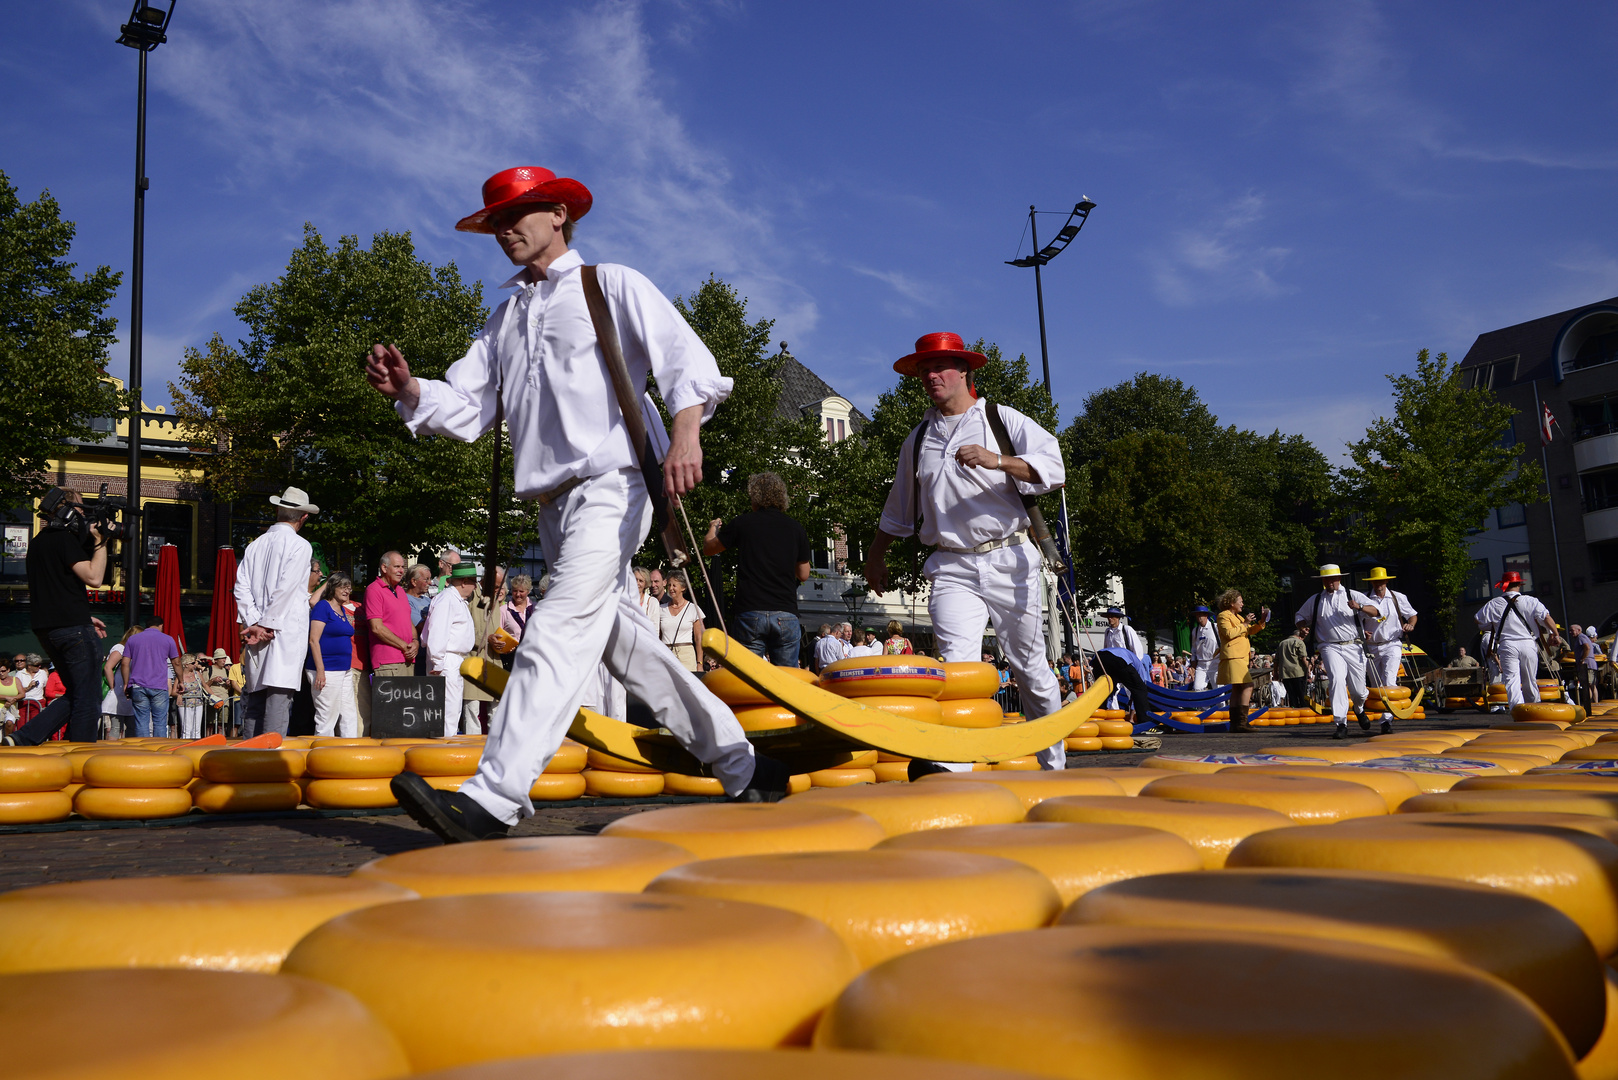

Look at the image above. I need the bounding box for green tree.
[1341,349,1543,645]
[0,171,120,507]
[169,225,511,572]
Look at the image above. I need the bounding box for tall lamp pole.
[116,2,176,629]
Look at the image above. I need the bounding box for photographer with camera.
[9,487,112,745]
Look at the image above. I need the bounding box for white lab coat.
[234,523,313,693]
[427,587,476,737]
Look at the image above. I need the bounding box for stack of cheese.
[582,747,666,798]
[813,656,953,786]
[1487,682,1510,708]
[1537,678,1564,702]
[0,751,72,825]
[193,747,305,813]
[74,748,194,820]
[303,746,405,809]
[1074,708,1130,753]
[404,742,484,795]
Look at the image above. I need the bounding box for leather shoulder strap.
[581,265,667,527]
[908,418,930,537]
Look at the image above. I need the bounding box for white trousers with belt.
[1319,641,1368,722]
[1367,641,1403,689]
[926,540,1064,770]
[437,654,466,739]
[1496,638,1540,707]
[460,468,755,824]
[1191,660,1217,691]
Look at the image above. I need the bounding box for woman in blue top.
[307,573,360,737]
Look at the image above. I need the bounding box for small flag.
[1541,403,1558,445]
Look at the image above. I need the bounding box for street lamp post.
[116,2,175,629]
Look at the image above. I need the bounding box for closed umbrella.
[207,545,239,662]
[153,544,186,653]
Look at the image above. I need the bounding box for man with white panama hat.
[234,486,318,737]
[1362,567,1417,695]
[1475,570,1559,708]
[1188,605,1219,691]
[1294,563,1381,737]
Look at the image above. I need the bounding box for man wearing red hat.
[862,333,1068,774]
[1474,570,1558,709]
[365,166,780,842]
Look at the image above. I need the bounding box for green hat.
[448,565,479,580]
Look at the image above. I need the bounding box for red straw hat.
[893,332,989,376]
[1496,571,1523,590]
[455,166,593,234]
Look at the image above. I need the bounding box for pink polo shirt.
[364,578,413,669]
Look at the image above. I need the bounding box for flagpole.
[1532,380,1571,628]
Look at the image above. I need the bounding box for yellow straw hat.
[1312,564,1346,578]
[1363,567,1395,582]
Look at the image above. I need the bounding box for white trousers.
[178,705,203,740]
[1368,641,1402,689]
[437,657,467,739]
[461,701,482,736]
[461,468,754,823]
[1497,638,1540,707]
[927,541,1064,770]
[1319,642,1368,722]
[308,668,359,738]
[1191,661,1216,691]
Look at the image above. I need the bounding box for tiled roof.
[776,353,868,431]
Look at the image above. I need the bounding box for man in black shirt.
[12,488,110,744]
[703,472,812,666]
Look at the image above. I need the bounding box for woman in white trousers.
[307,574,361,738]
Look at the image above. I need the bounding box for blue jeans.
[733,610,802,667]
[16,623,104,744]
[128,685,171,739]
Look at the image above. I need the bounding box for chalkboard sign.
[370,676,446,739]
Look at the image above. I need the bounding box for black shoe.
[907,758,956,782]
[1380,720,1394,735]
[391,771,510,844]
[730,754,791,803]
[1355,710,1371,732]
[1333,723,1348,740]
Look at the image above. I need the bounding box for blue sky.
[6,1,1617,460]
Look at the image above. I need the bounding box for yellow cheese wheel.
[282,891,859,1071]
[1387,811,1618,847]
[394,1048,1048,1080]
[663,772,726,797]
[647,850,1060,968]
[916,769,1126,809]
[819,656,946,699]
[0,874,416,974]
[936,699,1004,728]
[351,836,695,897]
[1064,867,1605,1057]
[872,761,911,783]
[601,802,886,858]
[936,662,1000,701]
[732,705,806,732]
[1255,745,1388,764]
[1065,766,1178,795]
[813,924,1578,1079]
[585,748,662,774]
[378,738,438,747]
[1141,773,1388,824]
[1372,730,1473,748]
[809,767,877,787]
[702,668,772,706]
[407,744,485,776]
[425,774,472,792]
[74,786,192,820]
[878,821,1202,905]
[1096,719,1134,737]
[82,751,193,788]
[0,790,72,824]
[304,777,399,809]
[1350,760,1466,793]
[1099,736,1134,750]
[310,737,380,747]
[582,770,665,797]
[843,696,941,725]
[1368,739,1466,756]
[786,782,1026,836]
[1141,752,1330,774]
[1564,747,1618,762]
[1517,702,1581,723]
[0,968,409,1080]
[1219,765,1421,811]
[1477,732,1583,752]
[0,755,70,793]
[1399,789,1618,819]
[190,780,302,814]
[1454,774,1618,794]
[989,755,1040,770]
[1069,720,1101,738]
[1065,737,1103,752]
[1578,967,1618,1080]
[1371,754,1508,776]
[305,746,406,779]
[1228,817,1618,955]
[530,772,587,801]
[1028,794,1294,868]
[1437,749,1553,773]
[199,749,306,783]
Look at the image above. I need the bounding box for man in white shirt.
[1475,571,1559,708]
[1188,605,1219,691]
[813,624,843,672]
[233,488,318,738]
[367,165,776,842]
[1294,563,1382,737]
[1362,567,1417,693]
[1103,608,1147,660]
[426,564,479,737]
[864,332,1067,774]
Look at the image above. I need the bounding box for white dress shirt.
[1189,622,1218,664]
[814,634,846,671]
[1366,589,1417,644]
[1476,591,1552,642]
[398,248,729,497]
[234,522,313,692]
[1294,588,1373,646]
[1104,623,1147,660]
[426,587,476,670]
[878,398,1064,551]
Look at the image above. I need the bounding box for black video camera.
[39,483,129,542]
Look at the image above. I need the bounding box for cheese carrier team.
[1475,570,1558,708]
[1295,563,1384,738]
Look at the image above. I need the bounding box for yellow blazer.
[1217,609,1265,661]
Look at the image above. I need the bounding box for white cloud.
[1149,192,1292,307]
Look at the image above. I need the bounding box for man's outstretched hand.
[366,344,420,408]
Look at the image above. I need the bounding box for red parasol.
[207,545,239,662]
[153,544,186,653]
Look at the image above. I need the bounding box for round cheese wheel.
[0,968,409,1080]
[0,874,416,974]
[1453,774,1618,793]
[394,1048,1045,1080]
[1563,747,1618,762]
[1063,766,1178,795]
[1063,867,1605,1057]
[406,744,485,776]
[1351,760,1467,793]
[916,769,1126,809]
[702,668,772,706]
[199,749,306,783]
[82,752,193,789]
[1254,745,1388,764]
[814,924,1578,1080]
[74,786,192,820]
[1219,765,1421,811]
[351,836,695,897]
[378,738,438,747]
[647,850,1060,968]
[787,782,1026,835]
[305,746,406,779]
[1477,732,1583,752]
[546,740,587,773]
[1028,794,1294,868]
[1099,736,1133,750]
[819,657,946,699]
[846,697,944,725]
[991,756,1041,770]
[1399,788,1618,819]
[663,772,726,797]
[1516,702,1580,723]
[304,777,399,809]
[0,790,71,824]
[732,705,805,732]
[1065,737,1103,752]
[584,749,662,774]
[873,761,911,783]
[936,662,1000,701]
[1097,720,1134,737]
[809,767,878,787]
[282,891,859,1070]
[1228,817,1618,955]
[788,773,812,794]
[1387,810,1618,847]
[1142,753,1329,774]
[425,774,472,792]
[1375,730,1474,747]
[601,802,886,858]
[530,772,587,801]
[879,821,1202,905]
[1437,749,1554,773]
[1371,754,1507,776]
[190,780,302,814]
[1141,773,1388,823]
[309,737,379,747]
[0,755,70,793]
[1577,967,1618,1080]
[936,699,1003,728]
[1532,763,1618,775]
[1069,720,1101,737]
[581,770,664,798]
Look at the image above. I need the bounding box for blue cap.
[1104,607,1125,618]
[1191,605,1211,614]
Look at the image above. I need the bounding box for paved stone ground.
[0,709,1510,893]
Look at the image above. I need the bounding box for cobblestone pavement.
[0,709,1509,893]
